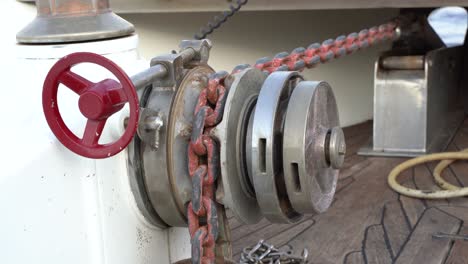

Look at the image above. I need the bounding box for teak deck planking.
[229,119,468,263]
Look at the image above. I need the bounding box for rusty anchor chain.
[251,21,398,73]
[188,71,230,264]
[187,20,399,264]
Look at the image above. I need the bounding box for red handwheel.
[43,52,139,159]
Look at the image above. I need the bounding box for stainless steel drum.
[251,71,303,223]
[219,71,345,224]
[215,68,267,224]
[283,81,344,214]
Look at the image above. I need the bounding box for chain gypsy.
[187,20,399,264]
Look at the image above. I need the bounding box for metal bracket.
[150,53,185,88]
[149,39,212,87]
[358,46,464,157]
[179,39,212,65]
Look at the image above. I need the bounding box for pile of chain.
[187,20,399,264]
[240,240,309,264]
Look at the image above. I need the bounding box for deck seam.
[361,224,384,264]
[284,219,317,246]
[430,207,464,264]
[262,216,315,245]
[343,250,362,264]
[231,220,271,242]
[391,206,428,261]
[380,204,396,260]
[396,195,413,235]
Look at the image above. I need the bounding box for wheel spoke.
[82,119,107,146]
[59,70,94,95]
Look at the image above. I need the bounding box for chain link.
[231,21,399,74]
[240,240,309,264]
[188,71,230,264]
[187,20,399,264]
[194,0,249,40]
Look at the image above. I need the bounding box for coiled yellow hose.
[388,149,468,199]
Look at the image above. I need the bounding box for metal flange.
[214,68,267,224]
[127,86,168,228]
[282,81,342,214]
[251,71,303,224]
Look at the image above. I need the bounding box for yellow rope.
[388,149,468,199]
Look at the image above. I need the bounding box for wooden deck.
[229,119,468,264]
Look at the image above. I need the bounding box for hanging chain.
[188,71,230,264]
[240,240,309,264]
[187,20,400,264]
[194,0,249,40]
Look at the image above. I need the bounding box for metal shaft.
[131,64,168,90]
[433,232,468,241]
[178,48,197,63]
[130,48,196,90]
[381,55,425,70]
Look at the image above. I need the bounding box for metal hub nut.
[327,127,346,169]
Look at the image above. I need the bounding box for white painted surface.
[0,34,182,263]
[1,3,192,263]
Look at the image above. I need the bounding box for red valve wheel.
[42,52,139,159]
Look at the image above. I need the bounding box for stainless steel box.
[359,46,464,157]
